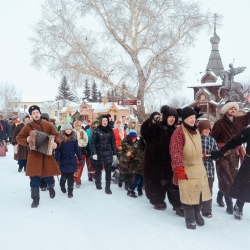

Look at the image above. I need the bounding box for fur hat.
[28,105,41,115]
[160,105,178,125]
[64,122,73,130]
[221,101,239,115]
[129,132,137,138]
[181,107,197,121]
[197,120,211,133]
[41,113,50,121]
[74,120,82,127]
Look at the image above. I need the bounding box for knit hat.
[41,113,50,122]
[74,120,82,127]
[64,122,73,130]
[181,107,197,121]
[129,132,137,138]
[93,120,99,125]
[197,120,211,133]
[87,119,91,123]
[221,101,239,115]
[28,105,41,115]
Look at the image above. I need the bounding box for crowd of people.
[1,101,250,230]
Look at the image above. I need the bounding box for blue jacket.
[55,131,82,173]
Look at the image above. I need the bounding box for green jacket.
[117,136,144,174]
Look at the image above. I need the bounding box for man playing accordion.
[17,105,61,208]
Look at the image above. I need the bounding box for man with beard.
[140,105,183,216]
[12,115,30,172]
[210,101,250,215]
[16,105,61,208]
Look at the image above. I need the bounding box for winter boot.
[95,171,102,190]
[154,202,167,210]
[47,184,56,199]
[68,174,74,198]
[194,205,205,226]
[127,189,137,198]
[175,208,185,217]
[182,204,196,230]
[60,174,67,193]
[137,187,143,196]
[234,204,243,220]
[216,190,225,207]
[225,195,233,214]
[31,187,40,208]
[88,177,93,181]
[68,189,73,198]
[105,181,112,194]
[40,187,47,191]
[18,166,23,172]
[76,182,81,188]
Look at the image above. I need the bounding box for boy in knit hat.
[197,120,218,218]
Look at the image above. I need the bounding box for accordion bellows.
[29,130,55,156]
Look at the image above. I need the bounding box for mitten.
[211,150,223,160]
[80,160,84,166]
[93,154,98,160]
[174,166,188,180]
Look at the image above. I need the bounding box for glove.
[211,150,223,161]
[174,166,188,180]
[80,160,84,166]
[93,154,98,160]
[152,114,160,123]
[113,155,117,162]
[56,161,60,167]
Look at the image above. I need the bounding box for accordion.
[29,130,55,156]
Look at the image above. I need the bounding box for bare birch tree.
[30,0,217,122]
[0,83,22,112]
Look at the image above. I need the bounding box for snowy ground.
[0,146,250,250]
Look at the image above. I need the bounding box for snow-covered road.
[0,146,249,250]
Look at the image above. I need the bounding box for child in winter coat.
[197,120,218,218]
[73,120,88,187]
[117,132,140,191]
[127,137,145,198]
[55,122,83,198]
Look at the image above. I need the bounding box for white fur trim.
[221,102,239,115]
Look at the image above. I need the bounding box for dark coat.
[141,114,177,205]
[220,127,250,202]
[8,122,16,140]
[12,123,29,160]
[0,120,9,141]
[210,112,250,194]
[55,131,82,173]
[91,126,116,165]
[16,119,61,177]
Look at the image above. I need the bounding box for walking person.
[170,107,211,229]
[91,115,117,194]
[16,105,61,208]
[8,118,16,143]
[85,121,99,181]
[197,120,218,218]
[141,106,184,216]
[12,115,30,172]
[0,115,10,144]
[212,126,250,219]
[210,101,250,215]
[55,122,84,198]
[73,120,88,188]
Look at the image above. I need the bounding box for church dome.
[210,33,220,44]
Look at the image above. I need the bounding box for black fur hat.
[160,105,178,125]
[28,105,41,115]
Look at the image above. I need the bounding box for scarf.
[183,121,197,132]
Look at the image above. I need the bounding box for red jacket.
[113,128,126,148]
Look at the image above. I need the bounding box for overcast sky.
[1,0,250,102]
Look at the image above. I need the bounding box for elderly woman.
[91,115,117,194]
